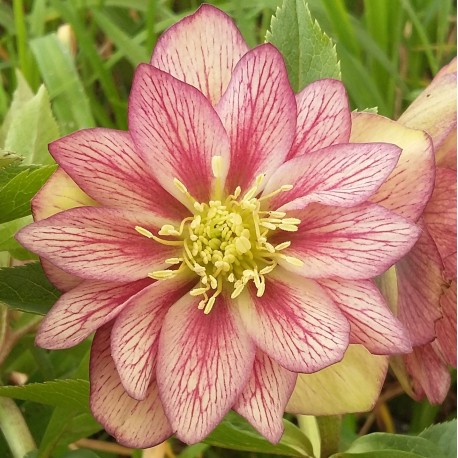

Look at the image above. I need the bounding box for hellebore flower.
[17,5,420,447]
[351,59,457,403]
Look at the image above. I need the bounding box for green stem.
[316,415,342,458]
[0,397,36,458]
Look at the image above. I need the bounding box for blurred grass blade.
[30,34,95,134]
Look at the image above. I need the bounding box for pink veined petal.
[287,79,351,161]
[236,270,350,373]
[264,142,401,211]
[41,259,82,292]
[351,112,435,222]
[111,275,193,401]
[36,278,151,349]
[317,278,411,355]
[16,207,180,282]
[275,202,420,280]
[435,280,457,368]
[424,167,457,277]
[151,4,249,106]
[216,44,296,193]
[129,64,231,209]
[234,351,297,444]
[404,344,451,404]
[49,129,187,222]
[157,293,255,444]
[395,221,444,346]
[90,324,173,448]
[32,168,98,221]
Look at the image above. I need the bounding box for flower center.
[135,157,303,314]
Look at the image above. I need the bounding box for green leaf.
[0,216,37,260]
[0,379,90,413]
[204,411,315,457]
[266,0,341,92]
[0,262,61,314]
[0,164,57,223]
[2,84,59,165]
[332,432,448,458]
[60,450,101,458]
[419,420,457,458]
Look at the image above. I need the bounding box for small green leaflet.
[266,0,341,93]
[419,420,457,458]
[0,262,61,315]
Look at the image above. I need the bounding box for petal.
[111,275,193,400]
[424,167,457,276]
[129,64,231,208]
[234,351,297,444]
[151,4,249,106]
[236,270,350,373]
[317,278,411,355]
[16,207,180,282]
[404,344,451,404]
[351,112,435,221]
[216,44,296,192]
[36,278,151,349]
[90,324,173,448]
[286,345,388,415]
[32,168,97,221]
[276,202,420,280]
[394,222,445,346]
[49,129,187,222]
[287,79,351,161]
[41,259,82,292]
[435,280,456,367]
[265,142,401,211]
[157,294,255,444]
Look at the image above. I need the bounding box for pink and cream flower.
[17,5,421,447]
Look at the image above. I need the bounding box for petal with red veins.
[287,79,351,161]
[234,351,297,444]
[216,44,296,192]
[424,167,457,274]
[236,271,350,373]
[129,64,231,208]
[32,168,97,221]
[395,222,445,346]
[265,142,401,211]
[41,259,82,292]
[36,278,151,349]
[111,275,193,400]
[157,294,255,444]
[151,4,249,106]
[16,207,180,282]
[286,345,388,415]
[351,112,435,221]
[317,278,411,355]
[404,344,451,404]
[435,280,456,367]
[90,324,172,448]
[275,202,420,280]
[49,129,187,222]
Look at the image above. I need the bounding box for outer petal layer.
[286,345,388,415]
[317,279,411,355]
[49,129,187,222]
[157,294,255,444]
[151,4,249,106]
[111,276,193,400]
[90,324,172,448]
[36,278,151,349]
[277,203,420,280]
[436,280,457,367]
[237,271,350,373]
[216,44,296,192]
[351,112,435,221]
[129,64,231,207]
[265,142,401,211]
[234,351,297,444]
[287,79,351,160]
[16,207,180,282]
